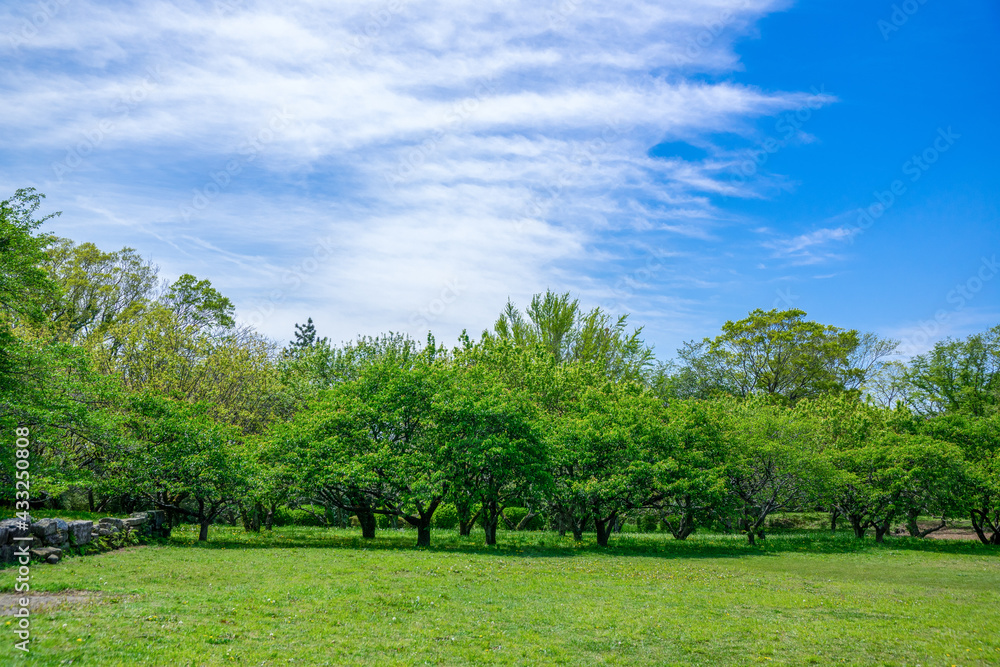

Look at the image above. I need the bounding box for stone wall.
[0,511,169,565]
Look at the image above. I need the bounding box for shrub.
[272,504,328,527]
[433,503,459,529]
[502,507,545,531]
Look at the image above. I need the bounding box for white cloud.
[0,0,829,347]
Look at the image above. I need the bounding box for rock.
[30,518,62,537]
[31,546,62,561]
[99,517,125,532]
[46,554,60,565]
[0,544,14,564]
[67,520,94,546]
[123,517,146,529]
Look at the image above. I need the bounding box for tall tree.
[675,309,896,403]
[905,326,1000,417]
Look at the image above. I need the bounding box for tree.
[718,398,830,545]
[0,188,59,324]
[490,290,655,382]
[826,434,966,541]
[675,309,896,403]
[546,378,671,547]
[124,395,247,541]
[437,345,550,546]
[905,326,999,417]
[655,399,727,540]
[42,238,157,343]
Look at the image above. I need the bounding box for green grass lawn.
[3,526,999,665]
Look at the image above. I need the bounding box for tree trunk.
[906,508,945,538]
[264,503,276,531]
[357,509,377,539]
[594,513,616,547]
[874,520,890,543]
[746,529,756,546]
[849,514,867,538]
[571,515,587,542]
[515,512,538,531]
[416,524,431,547]
[830,509,839,532]
[88,488,95,513]
[199,520,210,541]
[483,520,498,546]
[251,502,262,532]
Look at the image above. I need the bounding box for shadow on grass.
[163,526,999,561]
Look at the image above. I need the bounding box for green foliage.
[432,503,459,529]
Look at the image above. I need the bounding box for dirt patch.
[924,527,982,541]
[0,590,100,615]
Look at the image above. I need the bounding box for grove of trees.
[2,188,999,546]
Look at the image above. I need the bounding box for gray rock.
[45,554,60,565]
[31,518,66,537]
[123,517,146,529]
[0,544,14,564]
[99,517,125,531]
[31,546,62,561]
[67,520,94,546]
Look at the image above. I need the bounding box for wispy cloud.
[0,0,831,347]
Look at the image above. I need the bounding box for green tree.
[437,345,550,545]
[905,326,999,417]
[676,309,896,403]
[718,398,830,545]
[546,379,671,547]
[490,290,655,382]
[42,238,157,343]
[124,395,247,540]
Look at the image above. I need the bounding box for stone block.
[99,517,125,532]
[67,520,94,546]
[31,518,66,538]
[46,554,60,565]
[31,546,62,561]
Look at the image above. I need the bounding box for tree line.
[2,188,998,546]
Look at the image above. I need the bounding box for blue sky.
[1,0,997,359]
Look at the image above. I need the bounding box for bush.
[272,504,328,527]
[638,513,659,533]
[433,503,459,529]
[502,507,544,531]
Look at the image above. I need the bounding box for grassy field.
[2,525,999,666]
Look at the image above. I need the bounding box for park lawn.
[3,527,1000,666]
